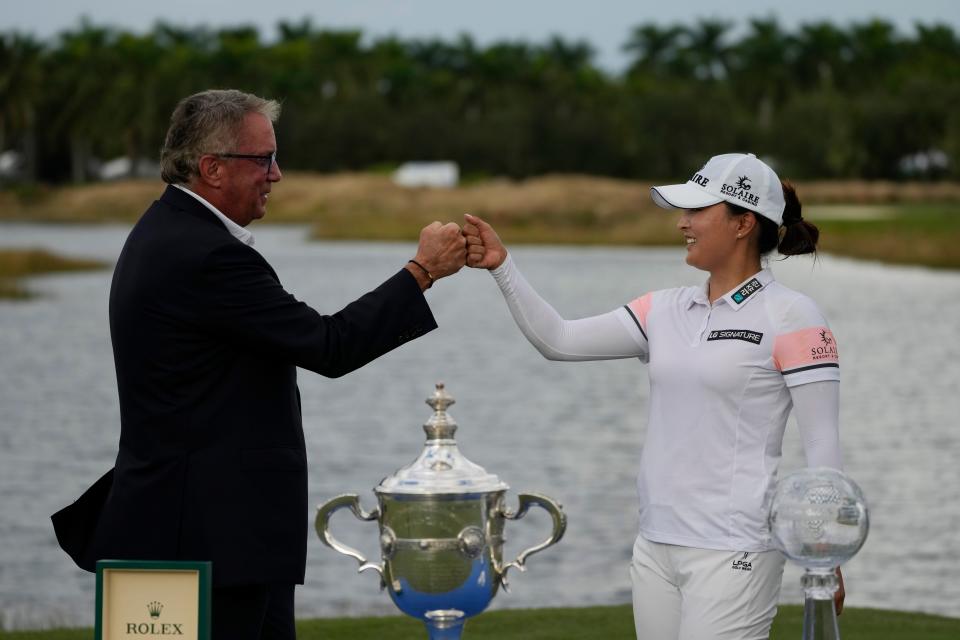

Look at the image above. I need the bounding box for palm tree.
[906,23,960,81]
[683,18,732,81]
[622,24,687,78]
[110,31,166,177]
[792,22,850,91]
[46,22,123,182]
[0,33,44,181]
[728,18,791,128]
[846,19,901,90]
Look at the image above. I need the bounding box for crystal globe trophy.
[769,468,869,640]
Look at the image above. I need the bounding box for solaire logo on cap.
[721,176,760,207]
[691,173,710,187]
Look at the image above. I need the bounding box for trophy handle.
[315,493,384,580]
[497,492,567,587]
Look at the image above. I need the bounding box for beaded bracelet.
[407,259,434,288]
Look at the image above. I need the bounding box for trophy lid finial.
[424,381,457,440]
[426,381,455,412]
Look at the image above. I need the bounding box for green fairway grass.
[812,203,960,270]
[2,605,958,639]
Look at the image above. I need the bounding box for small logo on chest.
[707,329,764,344]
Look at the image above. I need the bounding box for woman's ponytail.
[777,180,819,256]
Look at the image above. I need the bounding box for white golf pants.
[630,534,786,640]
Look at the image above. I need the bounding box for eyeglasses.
[216,151,277,173]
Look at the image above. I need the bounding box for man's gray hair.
[160,89,280,184]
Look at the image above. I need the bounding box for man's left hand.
[409,221,467,288]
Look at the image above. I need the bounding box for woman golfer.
[463,152,844,640]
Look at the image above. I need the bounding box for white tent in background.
[392,161,459,188]
[0,150,23,179]
[899,149,950,177]
[97,156,161,181]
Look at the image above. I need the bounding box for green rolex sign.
[95,560,211,640]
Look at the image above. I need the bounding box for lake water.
[1,223,958,630]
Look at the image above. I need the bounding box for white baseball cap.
[651,153,786,226]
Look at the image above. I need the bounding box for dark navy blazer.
[52,185,437,586]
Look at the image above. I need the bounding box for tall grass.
[4,174,958,224]
[2,175,958,268]
[0,249,106,299]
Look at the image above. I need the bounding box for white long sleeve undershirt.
[490,254,644,360]
[489,253,842,470]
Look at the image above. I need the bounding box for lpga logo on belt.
[731,552,753,572]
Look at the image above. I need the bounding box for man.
[52,89,465,639]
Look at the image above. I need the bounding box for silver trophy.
[315,383,567,640]
[769,468,870,640]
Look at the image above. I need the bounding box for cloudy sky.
[6,0,959,71]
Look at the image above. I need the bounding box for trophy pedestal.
[801,570,840,640]
[802,597,840,640]
[425,609,466,640]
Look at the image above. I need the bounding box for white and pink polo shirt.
[490,256,840,553]
[618,268,839,551]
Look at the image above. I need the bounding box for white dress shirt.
[172,183,255,246]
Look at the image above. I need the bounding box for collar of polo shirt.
[688,269,775,310]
